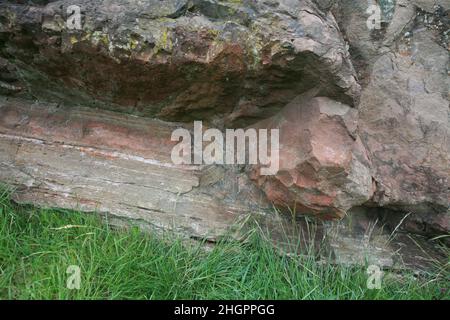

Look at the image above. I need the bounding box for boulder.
[250,94,374,219]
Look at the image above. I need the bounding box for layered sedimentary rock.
[0,0,359,127]
[0,0,449,244]
[0,97,269,240]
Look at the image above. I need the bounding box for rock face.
[0,0,449,242]
[0,0,359,127]
[335,0,450,231]
[359,37,449,218]
[250,93,374,219]
[0,97,269,240]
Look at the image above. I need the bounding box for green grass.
[0,187,448,300]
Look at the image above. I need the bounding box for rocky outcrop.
[358,36,449,218]
[0,0,359,127]
[250,93,374,219]
[0,0,449,244]
[0,97,269,240]
[334,0,449,232]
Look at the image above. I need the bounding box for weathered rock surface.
[0,0,449,260]
[1,97,446,269]
[334,0,450,232]
[358,38,449,218]
[0,0,359,127]
[0,97,269,240]
[250,93,374,219]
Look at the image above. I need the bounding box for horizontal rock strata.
[0,0,448,261]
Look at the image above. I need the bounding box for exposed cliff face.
[0,0,359,127]
[0,0,448,252]
[334,0,449,235]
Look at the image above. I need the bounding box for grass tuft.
[0,188,448,300]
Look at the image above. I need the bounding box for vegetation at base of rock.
[0,188,448,300]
